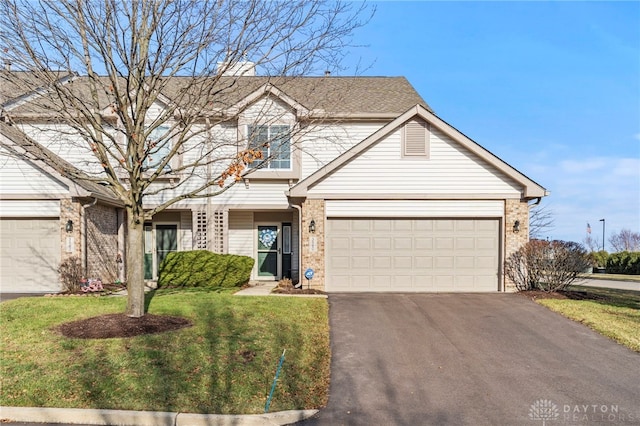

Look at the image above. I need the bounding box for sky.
[343,1,640,250]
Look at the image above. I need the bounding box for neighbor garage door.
[326,218,499,292]
[0,218,61,293]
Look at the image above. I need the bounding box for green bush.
[606,251,640,275]
[588,250,609,268]
[158,250,254,288]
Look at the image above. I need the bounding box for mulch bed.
[271,285,326,295]
[55,313,192,339]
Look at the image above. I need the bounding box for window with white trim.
[248,124,291,169]
[146,125,171,170]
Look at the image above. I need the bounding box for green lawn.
[0,291,330,414]
[536,286,640,352]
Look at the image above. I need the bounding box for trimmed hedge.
[158,250,254,288]
[606,251,640,275]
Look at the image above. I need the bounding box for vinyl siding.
[326,200,504,218]
[300,122,384,179]
[0,146,68,194]
[180,211,193,251]
[228,210,254,259]
[0,200,60,217]
[308,127,523,196]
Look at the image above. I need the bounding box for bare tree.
[529,203,554,239]
[505,240,590,292]
[0,0,369,317]
[608,229,640,252]
[583,235,601,252]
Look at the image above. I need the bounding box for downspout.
[290,202,303,285]
[80,197,98,275]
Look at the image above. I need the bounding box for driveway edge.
[0,406,319,426]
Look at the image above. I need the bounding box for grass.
[0,290,330,414]
[535,286,640,352]
[578,273,640,282]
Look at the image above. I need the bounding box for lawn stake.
[265,349,286,413]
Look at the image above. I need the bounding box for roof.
[2,73,430,119]
[289,104,548,200]
[0,70,74,107]
[0,120,121,204]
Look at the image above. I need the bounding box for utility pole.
[599,218,605,251]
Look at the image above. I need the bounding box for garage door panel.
[327,218,499,292]
[1,218,62,293]
[373,238,392,249]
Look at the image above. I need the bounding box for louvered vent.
[404,119,429,157]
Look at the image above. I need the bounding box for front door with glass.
[257,224,280,279]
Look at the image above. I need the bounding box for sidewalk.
[234,281,279,296]
[0,406,318,426]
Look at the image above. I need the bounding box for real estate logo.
[529,399,559,425]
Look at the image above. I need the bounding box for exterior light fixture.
[513,220,520,233]
[309,219,316,233]
[65,219,73,233]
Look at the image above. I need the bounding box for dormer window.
[248,124,291,169]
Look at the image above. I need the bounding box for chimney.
[4,61,11,71]
[217,61,256,77]
[324,70,331,76]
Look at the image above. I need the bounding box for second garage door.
[0,218,62,293]
[326,218,499,292]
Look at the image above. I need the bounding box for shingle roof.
[0,70,73,106]
[0,120,121,203]
[4,73,430,118]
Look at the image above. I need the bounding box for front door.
[257,224,280,280]
[156,224,178,276]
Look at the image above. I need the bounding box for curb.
[0,406,318,426]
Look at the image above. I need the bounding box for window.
[248,125,291,169]
[146,125,171,170]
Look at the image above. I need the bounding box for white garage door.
[0,219,62,293]
[326,218,499,292]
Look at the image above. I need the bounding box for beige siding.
[308,127,522,196]
[300,123,385,179]
[241,96,296,123]
[180,211,193,251]
[228,210,254,259]
[0,200,60,217]
[0,146,68,194]
[326,200,504,218]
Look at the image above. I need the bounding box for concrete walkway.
[234,281,278,295]
[0,406,318,426]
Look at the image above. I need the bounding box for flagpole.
[599,219,605,251]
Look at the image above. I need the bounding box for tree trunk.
[126,215,146,317]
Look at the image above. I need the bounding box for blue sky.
[345,1,640,249]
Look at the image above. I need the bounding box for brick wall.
[301,199,325,290]
[504,198,530,291]
[86,203,119,282]
[59,197,82,261]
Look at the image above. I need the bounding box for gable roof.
[289,104,548,199]
[3,73,429,119]
[0,120,122,204]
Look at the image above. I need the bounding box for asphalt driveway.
[300,293,639,425]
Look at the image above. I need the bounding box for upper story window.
[145,125,171,171]
[248,124,290,169]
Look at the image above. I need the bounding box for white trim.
[325,200,504,218]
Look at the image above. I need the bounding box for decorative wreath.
[259,228,277,247]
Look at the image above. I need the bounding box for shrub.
[505,240,591,292]
[157,250,254,288]
[588,250,609,268]
[58,256,84,293]
[606,251,640,275]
